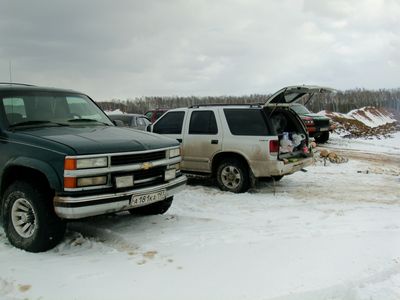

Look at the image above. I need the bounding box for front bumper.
[54,175,187,219]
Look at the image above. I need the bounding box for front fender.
[2,157,62,192]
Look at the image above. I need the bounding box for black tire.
[315,131,329,144]
[2,181,66,252]
[129,197,173,216]
[216,159,250,193]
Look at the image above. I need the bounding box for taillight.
[269,140,279,153]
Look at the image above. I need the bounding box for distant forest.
[97,88,400,118]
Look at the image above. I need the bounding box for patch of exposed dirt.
[18,284,31,292]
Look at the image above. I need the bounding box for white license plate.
[320,127,329,131]
[130,190,166,207]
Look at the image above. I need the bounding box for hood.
[19,126,179,155]
[265,85,335,105]
[301,113,330,120]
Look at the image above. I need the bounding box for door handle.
[211,139,218,144]
[177,138,182,143]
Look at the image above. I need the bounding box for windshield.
[1,91,113,128]
[291,105,311,115]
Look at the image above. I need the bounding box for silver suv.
[149,85,333,193]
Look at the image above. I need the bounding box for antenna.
[9,61,12,84]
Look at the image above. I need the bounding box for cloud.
[0,0,399,100]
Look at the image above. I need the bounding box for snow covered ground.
[328,131,400,155]
[0,134,400,300]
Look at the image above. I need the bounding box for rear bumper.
[250,157,313,177]
[54,175,187,219]
[279,157,313,175]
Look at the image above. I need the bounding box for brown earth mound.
[324,107,398,138]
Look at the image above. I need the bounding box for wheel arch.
[211,151,250,176]
[1,158,61,199]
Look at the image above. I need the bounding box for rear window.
[224,109,270,136]
[291,105,311,115]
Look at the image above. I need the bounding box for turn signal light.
[64,158,77,170]
[64,177,77,188]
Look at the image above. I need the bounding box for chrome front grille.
[114,166,166,189]
[110,150,166,166]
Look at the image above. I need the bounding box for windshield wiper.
[67,118,111,126]
[9,120,69,128]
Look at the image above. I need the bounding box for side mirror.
[113,119,125,127]
[146,124,153,132]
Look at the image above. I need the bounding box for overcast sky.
[0,0,399,101]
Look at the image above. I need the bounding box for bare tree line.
[97,88,400,116]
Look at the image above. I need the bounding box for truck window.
[137,117,148,126]
[3,98,26,116]
[224,109,270,136]
[153,111,185,134]
[189,111,218,135]
[2,98,27,125]
[66,96,101,120]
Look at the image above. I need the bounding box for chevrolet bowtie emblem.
[142,162,153,170]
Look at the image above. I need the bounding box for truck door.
[182,110,222,173]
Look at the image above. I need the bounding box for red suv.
[290,103,335,143]
[145,109,168,123]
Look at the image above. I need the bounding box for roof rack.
[189,103,262,108]
[0,82,36,87]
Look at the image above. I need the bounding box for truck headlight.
[168,148,180,158]
[168,148,181,158]
[65,157,108,170]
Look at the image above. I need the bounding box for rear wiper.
[9,120,69,128]
[67,118,111,126]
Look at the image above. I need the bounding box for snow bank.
[319,107,397,138]
[319,106,397,128]
[348,106,397,128]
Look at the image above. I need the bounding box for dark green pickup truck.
[0,84,186,252]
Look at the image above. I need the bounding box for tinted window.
[156,111,166,119]
[224,109,270,136]
[153,111,185,134]
[189,111,218,135]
